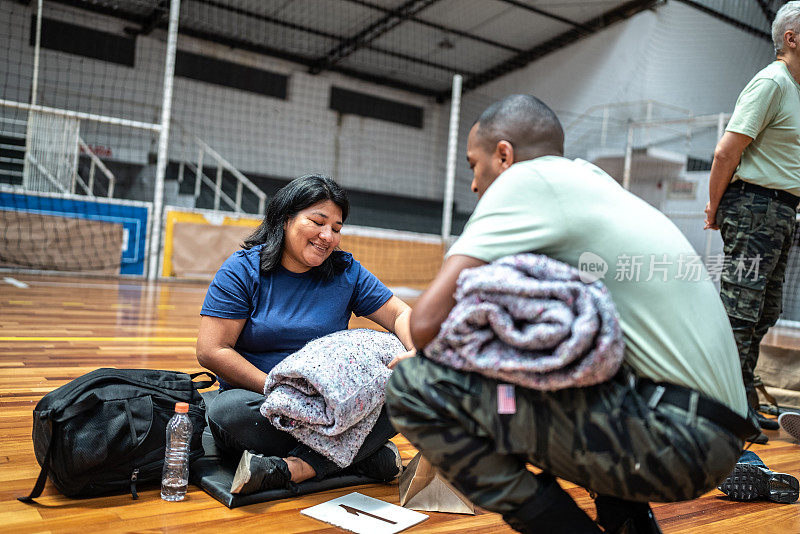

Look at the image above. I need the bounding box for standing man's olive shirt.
[727,61,800,197]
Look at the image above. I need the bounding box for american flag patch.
[497,384,516,414]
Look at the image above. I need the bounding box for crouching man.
[385,95,754,533]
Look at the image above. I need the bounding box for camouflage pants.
[717,185,797,406]
[386,356,742,514]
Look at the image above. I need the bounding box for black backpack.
[19,368,216,502]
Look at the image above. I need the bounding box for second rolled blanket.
[260,328,404,468]
[424,253,625,390]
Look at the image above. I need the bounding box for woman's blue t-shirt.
[201,245,393,388]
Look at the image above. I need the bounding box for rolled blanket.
[425,253,624,390]
[260,328,404,467]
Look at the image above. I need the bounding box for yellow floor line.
[0,336,197,342]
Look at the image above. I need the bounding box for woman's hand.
[388,348,417,369]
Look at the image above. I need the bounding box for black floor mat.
[192,391,380,508]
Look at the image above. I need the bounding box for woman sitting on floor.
[196,174,414,495]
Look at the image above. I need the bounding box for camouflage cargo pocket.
[719,279,765,323]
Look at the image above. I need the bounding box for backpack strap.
[18,426,56,504]
[18,395,102,504]
[55,393,101,422]
[189,371,217,390]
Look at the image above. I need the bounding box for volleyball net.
[1,0,797,322]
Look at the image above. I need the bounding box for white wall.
[449,0,775,213]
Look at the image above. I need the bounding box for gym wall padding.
[0,210,124,274]
[756,340,800,410]
[338,234,445,291]
[162,208,445,287]
[0,189,151,275]
[162,209,260,278]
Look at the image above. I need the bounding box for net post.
[622,120,634,190]
[441,74,462,244]
[195,148,204,200]
[22,0,44,190]
[31,0,42,107]
[148,0,181,281]
[214,165,222,210]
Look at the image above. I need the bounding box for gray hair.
[773,1,800,54]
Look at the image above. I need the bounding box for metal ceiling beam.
[674,0,770,42]
[450,0,663,98]
[495,0,593,33]
[344,0,522,53]
[46,0,149,24]
[178,26,442,97]
[189,0,475,75]
[752,0,776,25]
[124,0,168,37]
[43,0,443,97]
[308,0,444,74]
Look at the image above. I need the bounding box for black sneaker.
[718,463,799,503]
[747,431,769,444]
[351,441,403,482]
[595,495,663,534]
[230,450,292,494]
[750,407,780,431]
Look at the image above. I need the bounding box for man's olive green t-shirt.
[447,157,748,417]
[727,61,800,197]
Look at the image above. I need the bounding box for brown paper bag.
[398,452,475,514]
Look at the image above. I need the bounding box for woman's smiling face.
[280,200,343,272]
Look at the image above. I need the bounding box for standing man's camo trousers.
[717,185,797,408]
[386,356,742,514]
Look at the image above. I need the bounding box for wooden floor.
[1,274,799,533]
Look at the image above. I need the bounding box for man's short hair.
[773,1,800,54]
[474,94,564,159]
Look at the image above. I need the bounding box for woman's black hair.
[243,173,350,280]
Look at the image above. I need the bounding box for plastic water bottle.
[161,402,192,501]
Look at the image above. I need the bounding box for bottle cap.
[175,402,189,413]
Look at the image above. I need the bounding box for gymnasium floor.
[1,275,799,533]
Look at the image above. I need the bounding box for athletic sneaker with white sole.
[230,450,292,494]
[718,463,799,503]
[778,412,800,441]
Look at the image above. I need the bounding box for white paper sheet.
[301,492,428,534]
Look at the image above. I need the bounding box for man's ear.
[786,30,798,51]
[496,140,514,170]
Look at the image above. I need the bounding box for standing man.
[386,95,754,534]
[704,1,800,441]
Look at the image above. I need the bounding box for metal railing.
[77,137,115,197]
[2,109,116,198]
[175,125,266,214]
[24,144,115,198]
[564,100,696,161]
[0,115,26,182]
